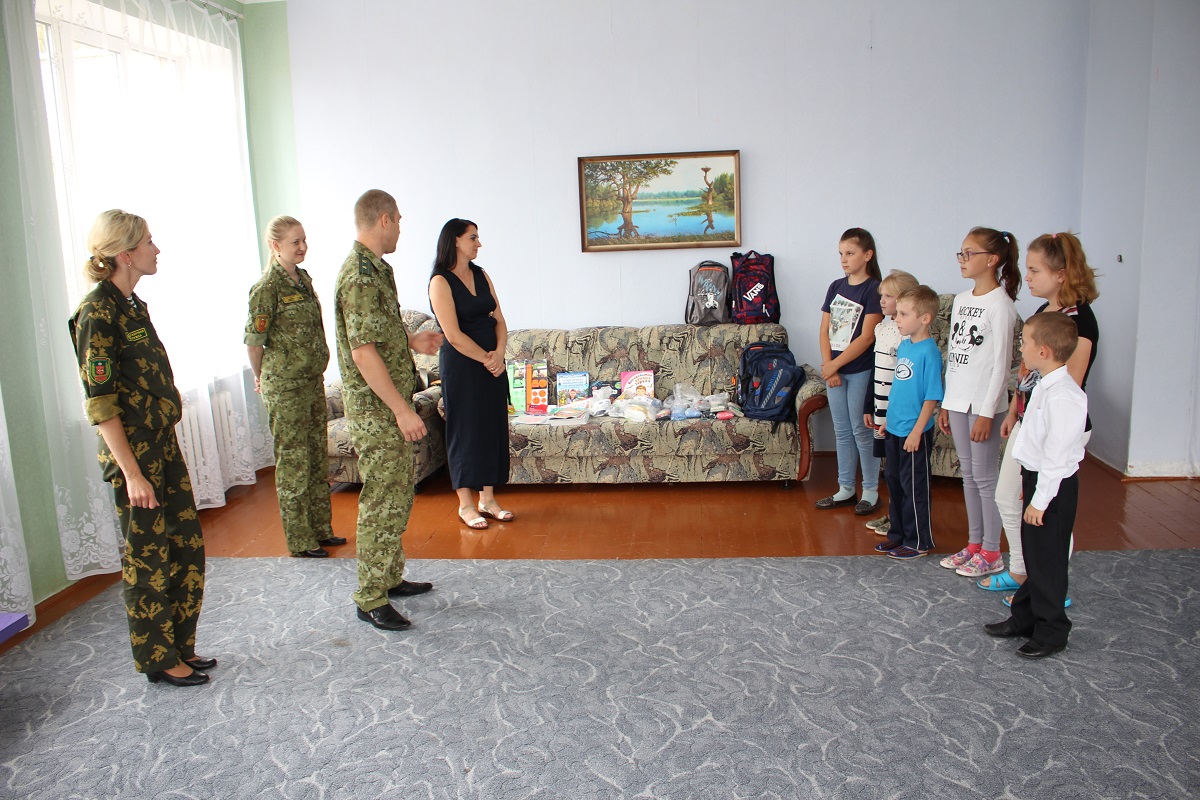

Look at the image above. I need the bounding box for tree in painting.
[583,159,678,215]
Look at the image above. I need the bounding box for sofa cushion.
[401,308,442,388]
[511,415,797,460]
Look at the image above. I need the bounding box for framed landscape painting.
[578,150,741,253]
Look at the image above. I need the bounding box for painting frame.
[578,149,741,253]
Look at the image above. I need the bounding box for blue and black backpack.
[737,341,806,423]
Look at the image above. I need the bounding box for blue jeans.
[826,369,880,492]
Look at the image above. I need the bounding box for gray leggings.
[947,410,1005,551]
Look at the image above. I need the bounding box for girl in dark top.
[817,228,884,515]
[428,219,513,530]
[982,232,1100,601]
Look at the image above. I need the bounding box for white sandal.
[477,501,514,522]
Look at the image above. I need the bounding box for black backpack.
[737,341,806,422]
[684,261,731,325]
[730,250,781,324]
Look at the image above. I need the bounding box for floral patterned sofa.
[324,309,447,485]
[503,323,827,484]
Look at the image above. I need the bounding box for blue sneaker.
[874,540,904,553]
[888,546,929,560]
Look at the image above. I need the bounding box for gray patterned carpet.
[1,551,1197,800]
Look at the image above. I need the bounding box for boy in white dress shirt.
[983,313,1087,658]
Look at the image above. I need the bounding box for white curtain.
[33,0,273,513]
[3,0,123,588]
[0,382,35,626]
[0,0,272,608]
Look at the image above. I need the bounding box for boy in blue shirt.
[874,286,944,559]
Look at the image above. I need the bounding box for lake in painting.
[586,199,736,240]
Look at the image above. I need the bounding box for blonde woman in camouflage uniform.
[244,216,347,558]
[69,210,214,687]
[334,190,443,631]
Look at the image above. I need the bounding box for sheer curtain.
[34,0,273,513]
[0,382,35,626]
[4,0,122,589]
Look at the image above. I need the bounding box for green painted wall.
[243,0,300,260]
[0,15,69,602]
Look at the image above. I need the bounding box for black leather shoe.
[183,656,217,671]
[317,536,348,546]
[815,494,857,510]
[388,580,433,597]
[853,498,881,516]
[1016,640,1066,659]
[983,619,1029,638]
[356,604,412,631]
[147,669,210,686]
[294,547,329,558]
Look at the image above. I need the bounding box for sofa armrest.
[413,384,442,417]
[793,364,828,481]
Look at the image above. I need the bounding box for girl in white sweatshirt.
[937,227,1020,578]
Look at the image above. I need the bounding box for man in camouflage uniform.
[70,272,207,677]
[244,230,346,557]
[334,190,443,631]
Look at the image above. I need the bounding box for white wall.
[1081,0,1200,477]
[282,0,1196,471]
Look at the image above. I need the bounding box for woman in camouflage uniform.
[69,210,213,687]
[244,216,346,558]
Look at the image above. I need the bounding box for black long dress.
[435,264,510,490]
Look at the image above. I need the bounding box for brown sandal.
[458,506,488,529]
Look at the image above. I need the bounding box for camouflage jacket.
[244,259,330,391]
[69,280,183,436]
[333,241,415,418]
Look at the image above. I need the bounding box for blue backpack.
[737,341,806,422]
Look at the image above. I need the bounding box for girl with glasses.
[937,227,1021,578]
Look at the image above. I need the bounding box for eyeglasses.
[956,250,992,262]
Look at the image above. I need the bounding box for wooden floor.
[201,455,1200,560]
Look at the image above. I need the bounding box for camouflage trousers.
[262,377,334,554]
[100,426,205,673]
[347,412,414,611]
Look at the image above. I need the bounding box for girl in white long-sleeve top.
[937,227,1020,579]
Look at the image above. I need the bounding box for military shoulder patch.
[126,327,148,342]
[254,314,269,333]
[88,357,112,384]
[358,253,373,275]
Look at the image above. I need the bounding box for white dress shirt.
[1011,365,1088,511]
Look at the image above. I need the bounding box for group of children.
[817,226,1100,659]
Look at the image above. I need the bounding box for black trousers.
[884,428,935,551]
[1009,468,1077,646]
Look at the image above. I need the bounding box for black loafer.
[294,547,329,558]
[317,536,348,546]
[983,619,1029,638]
[388,580,433,597]
[853,498,881,516]
[183,656,217,671]
[147,669,209,687]
[815,494,857,510]
[1016,640,1066,659]
[356,604,412,631]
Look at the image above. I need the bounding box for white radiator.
[211,390,237,460]
[174,391,237,474]
[176,404,205,473]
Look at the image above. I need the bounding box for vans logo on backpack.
[742,282,765,302]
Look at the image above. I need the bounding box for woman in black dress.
[428,218,512,529]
